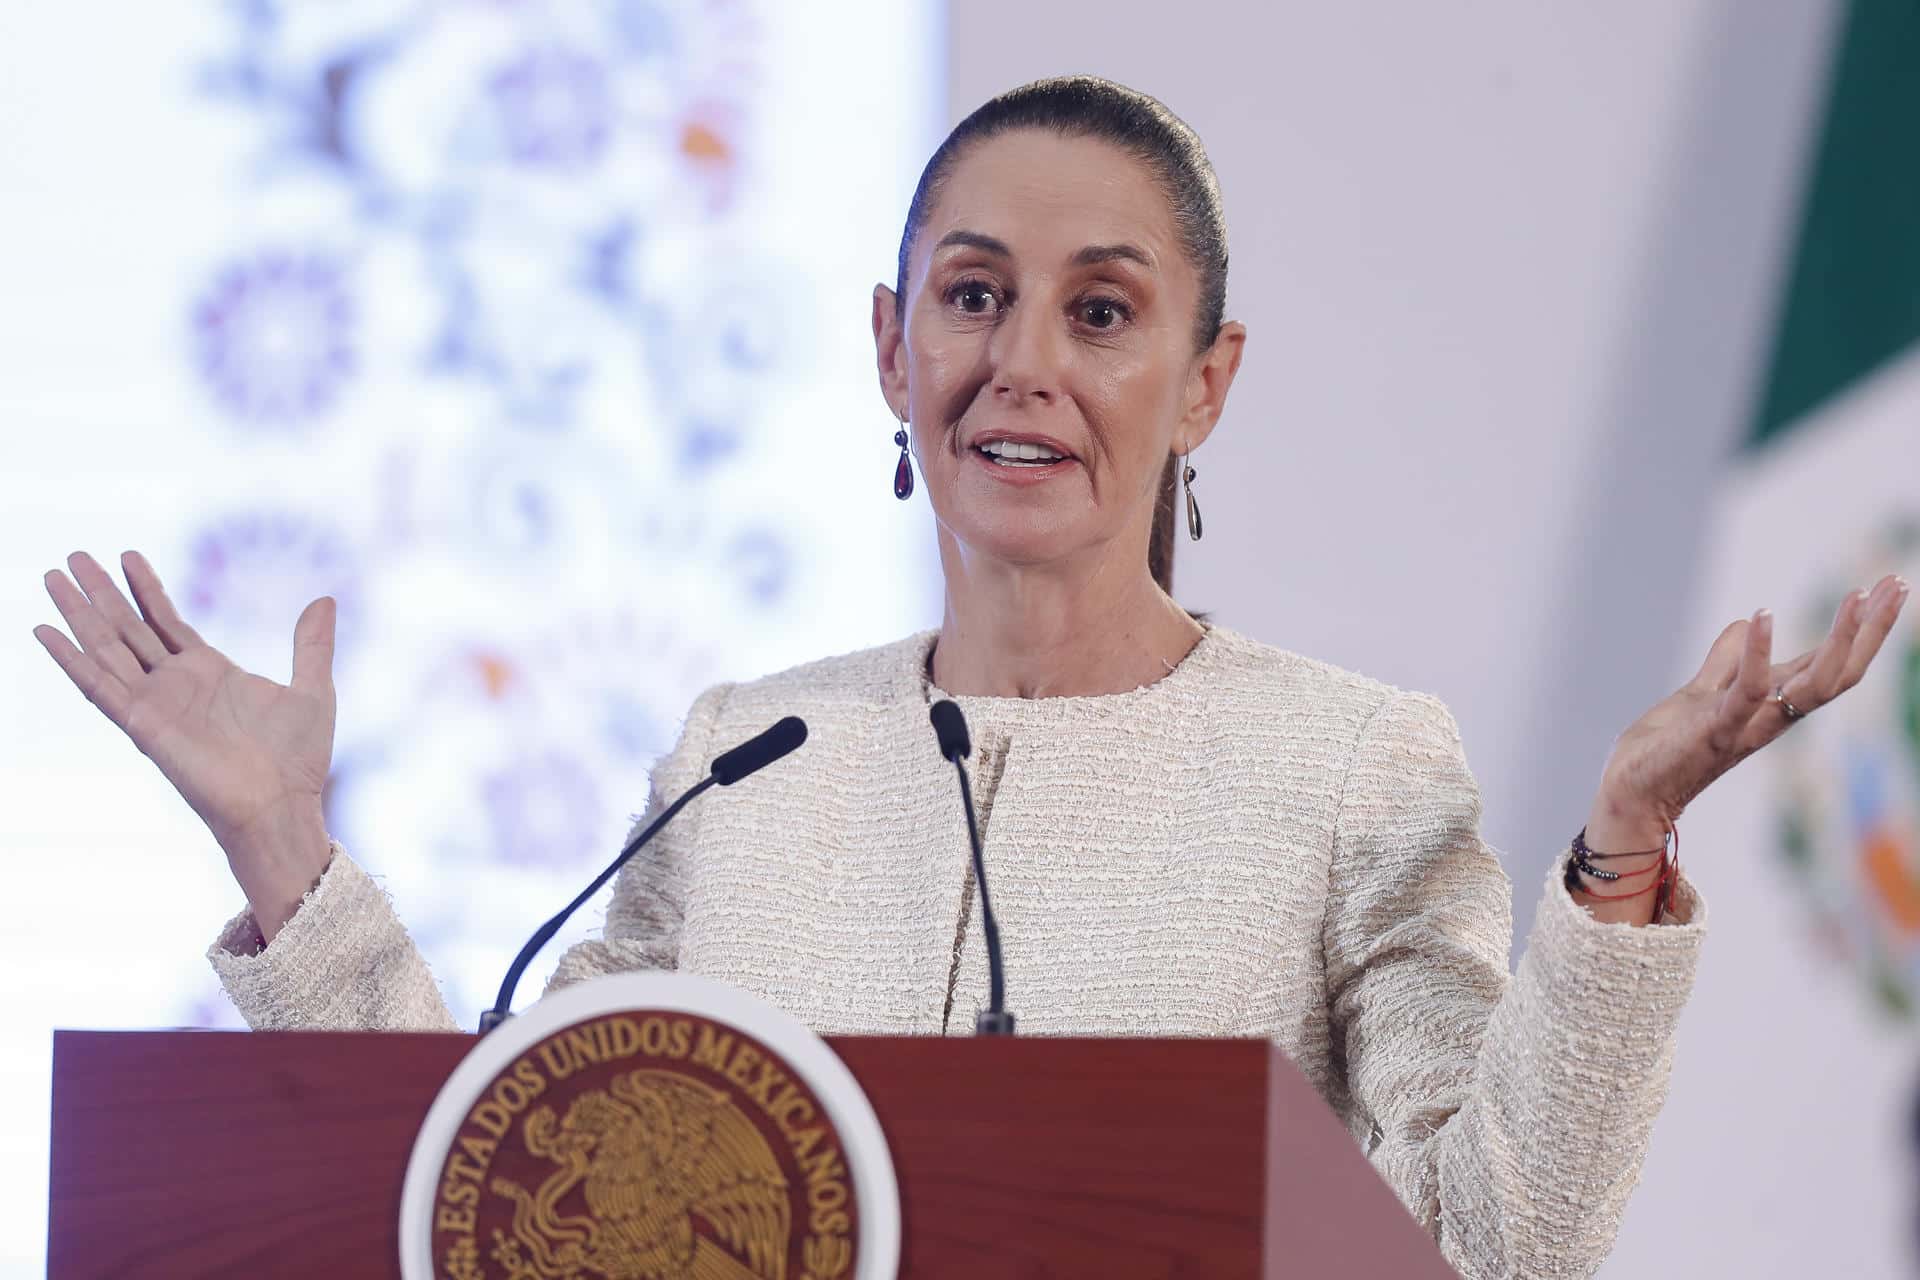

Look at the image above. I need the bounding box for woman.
[33,77,1908,1275]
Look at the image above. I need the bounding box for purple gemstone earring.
[893,419,914,500]
[1183,451,1203,540]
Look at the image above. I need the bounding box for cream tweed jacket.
[209,625,1706,1279]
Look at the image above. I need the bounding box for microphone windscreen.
[929,699,971,762]
[710,715,809,785]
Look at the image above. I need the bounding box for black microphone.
[478,715,809,1033]
[930,699,1015,1035]
[711,714,807,785]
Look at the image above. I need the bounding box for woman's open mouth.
[976,439,1068,467]
[969,438,1078,483]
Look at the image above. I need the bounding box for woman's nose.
[988,296,1065,405]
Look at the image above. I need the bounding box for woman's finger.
[1690,617,1752,691]
[1835,575,1909,691]
[67,550,169,670]
[32,623,132,729]
[43,567,144,691]
[121,550,205,653]
[1766,648,1819,690]
[289,596,336,694]
[1714,609,1774,743]
[1783,586,1870,710]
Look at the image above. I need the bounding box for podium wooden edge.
[1261,1043,1458,1279]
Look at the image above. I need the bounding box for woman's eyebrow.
[931,231,1154,271]
[933,229,1011,256]
[1071,242,1154,270]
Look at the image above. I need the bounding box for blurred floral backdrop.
[1,2,941,1268]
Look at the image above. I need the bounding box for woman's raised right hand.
[33,550,338,940]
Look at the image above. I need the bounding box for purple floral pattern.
[192,250,356,425]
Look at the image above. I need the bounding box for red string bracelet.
[1579,872,1666,900]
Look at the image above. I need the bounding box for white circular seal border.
[400,973,902,1279]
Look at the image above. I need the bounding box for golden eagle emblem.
[488,1068,792,1280]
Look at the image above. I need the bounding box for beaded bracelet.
[1569,826,1665,880]
[1564,819,1680,916]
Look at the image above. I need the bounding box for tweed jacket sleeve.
[205,683,734,1031]
[1322,691,1705,1280]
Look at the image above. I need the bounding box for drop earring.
[1183,451,1203,540]
[893,417,914,500]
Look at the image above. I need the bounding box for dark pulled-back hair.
[894,75,1229,595]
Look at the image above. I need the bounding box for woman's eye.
[1079,298,1127,329]
[950,281,999,315]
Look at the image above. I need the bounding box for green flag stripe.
[1748,0,1920,450]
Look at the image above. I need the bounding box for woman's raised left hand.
[1576,573,1909,921]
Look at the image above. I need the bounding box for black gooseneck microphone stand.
[477,715,808,1033]
[930,699,1015,1035]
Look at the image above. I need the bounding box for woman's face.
[874,130,1244,579]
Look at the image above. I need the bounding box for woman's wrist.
[1570,790,1670,925]
[218,797,332,943]
[1582,786,1669,854]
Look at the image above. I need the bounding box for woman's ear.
[1174,320,1247,453]
[872,283,909,420]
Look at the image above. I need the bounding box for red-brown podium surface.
[48,1029,1457,1278]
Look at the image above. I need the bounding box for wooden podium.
[48,1029,1457,1278]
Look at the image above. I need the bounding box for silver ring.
[1772,687,1806,721]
